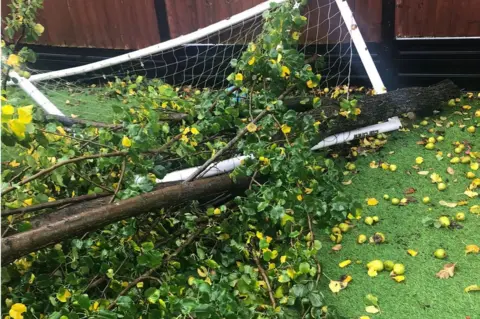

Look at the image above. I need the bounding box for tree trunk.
[1,175,250,265]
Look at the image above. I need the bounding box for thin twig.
[271,114,291,146]
[7,166,31,185]
[1,192,111,217]
[307,214,322,284]
[107,225,206,310]
[38,129,116,150]
[109,158,127,204]
[1,152,128,195]
[251,247,276,309]
[66,167,114,193]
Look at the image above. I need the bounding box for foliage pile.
[1,1,359,318]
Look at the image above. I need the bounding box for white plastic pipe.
[156,155,252,183]
[16,0,285,84]
[8,70,65,116]
[335,0,386,95]
[310,116,401,150]
[157,117,402,183]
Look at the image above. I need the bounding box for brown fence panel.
[1,0,161,49]
[396,0,480,37]
[164,0,382,43]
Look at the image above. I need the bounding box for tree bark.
[1,175,250,265]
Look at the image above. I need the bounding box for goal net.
[11,0,384,124]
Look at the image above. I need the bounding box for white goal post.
[9,0,399,183]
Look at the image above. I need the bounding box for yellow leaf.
[281,124,291,134]
[122,136,132,148]
[418,171,429,175]
[471,162,479,171]
[248,43,256,52]
[392,275,405,283]
[256,231,263,239]
[197,266,208,278]
[271,250,278,259]
[339,260,352,268]
[464,190,478,198]
[365,306,380,314]
[213,208,221,215]
[56,126,66,136]
[286,268,296,279]
[280,255,287,264]
[265,236,272,244]
[57,289,72,302]
[367,268,378,277]
[407,249,418,256]
[204,276,212,285]
[430,173,442,183]
[235,73,243,81]
[281,66,290,78]
[23,198,33,206]
[187,276,195,286]
[17,105,33,124]
[465,244,480,254]
[136,282,144,288]
[8,119,26,138]
[359,317,371,319]
[292,32,300,40]
[369,161,379,168]
[246,123,257,133]
[8,160,20,167]
[2,104,14,115]
[463,105,472,110]
[354,108,361,115]
[329,280,342,293]
[465,285,480,293]
[268,263,276,270]
[6,54,20,67]
[9,303,27,319]
[191,127,199,135]
[297,194,303,201]
[416,157,424,164]
[248,56,256,65]
[304,187,313,194]
[470,205,480,214]
[306,80,317,88]
[34,23,45,35]
[366,198,378,206]
[439,200,457,208]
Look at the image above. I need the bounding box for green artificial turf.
[317,98,480,319]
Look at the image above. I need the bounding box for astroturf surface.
[317,97,480,319]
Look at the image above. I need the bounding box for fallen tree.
[1,80,460,265]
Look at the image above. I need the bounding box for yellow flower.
[248,57,256,65]
[297,195,303,201]
[246,123,257,133]
[9,303,27,319]
[281,65,290,78]
[281,124,291,134]
[366,198,378,206]
[6,54,20,67]
[306,80,317,88]
[2,104,14,115]
[235,73,243,81]
[8,119,26,139]
[354,108,361,115]
[17,105,33,124]
[292,32,300,40]
[180,135,189,143]
[182,127,191,134]
[122,136,132,148]
[248,43,256,52]
[191,127,199,135]
[56,289,72,302]
[280,255,287,264]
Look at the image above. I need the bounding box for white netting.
[18,0,358,122]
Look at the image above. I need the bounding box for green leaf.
[75,294,90,310]
[308,293,323,307]
[257,201,269,212]
[365,293,379,307]
[299,262,310,274]
[278,274,290,283]
[145,288,161,304]
[205,259,219,269]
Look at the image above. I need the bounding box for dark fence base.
[22,40,480,91]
